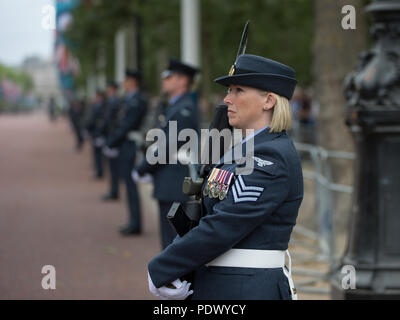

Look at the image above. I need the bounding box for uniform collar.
[242,125,270,144]
[108,95,118,102]
[169,93,183,105]
[253,127,285,145]
[217,127,285,165]
[126,89,138,99]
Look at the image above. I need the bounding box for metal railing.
[290,141,355,295]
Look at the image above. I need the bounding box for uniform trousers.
[92,144,103,177]
[119,151,141,230]
[108,157,120,197]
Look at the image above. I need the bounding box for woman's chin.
[228,118,238,128]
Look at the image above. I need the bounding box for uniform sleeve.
[99,99,120,137]
[148,162,289,288]
[107,97,147,148]
[98,105,113,136]
[84,105,99,135]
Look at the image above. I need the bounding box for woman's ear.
[263,93,277,111]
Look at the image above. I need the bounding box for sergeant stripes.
[231,175,264,203]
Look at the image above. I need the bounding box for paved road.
[0,111,160,299]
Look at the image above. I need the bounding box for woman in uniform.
[147,53,303,300]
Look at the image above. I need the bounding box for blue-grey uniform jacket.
[107,91,147,159]
[85,100,107,138]
[137,92,199,203]
[148,127,303,300]
[98,96,121,138]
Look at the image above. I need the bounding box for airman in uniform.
[134,58,200,249]
[106,70,148,235]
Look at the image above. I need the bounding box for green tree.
[0,64,33,92]
[66,0,313,101]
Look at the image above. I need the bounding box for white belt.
[206,249,298,300]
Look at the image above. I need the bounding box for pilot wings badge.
[252,156,274,167]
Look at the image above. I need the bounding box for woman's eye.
[234,87,244,94]
[227,87,243,94]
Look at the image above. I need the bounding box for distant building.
[20,56,62,108]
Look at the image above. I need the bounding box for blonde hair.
[269,94,292,132]
[259,92,292,133]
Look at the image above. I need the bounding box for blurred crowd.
[60,58,200,251]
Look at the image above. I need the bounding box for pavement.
[0,111,330,300]
[0,111,159,299]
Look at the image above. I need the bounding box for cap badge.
[229,64,235,76]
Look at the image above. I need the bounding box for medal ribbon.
[215,169,223,185]
[208,168,219,183]
[218,170,227,189]
[224,172,233,186]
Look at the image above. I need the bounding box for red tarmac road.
[0,111,160,299]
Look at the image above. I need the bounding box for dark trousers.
[92,144,103,177]
[158,201,178,250]
[108,157,120,197]
[119,156,141,230]
[71,120,83,150]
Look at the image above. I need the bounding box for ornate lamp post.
[331,0,400,299]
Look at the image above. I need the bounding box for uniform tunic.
[148,127,303,299]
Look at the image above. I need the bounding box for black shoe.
[119,225,141,236]
[102,193,119,201]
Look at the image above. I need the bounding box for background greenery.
[66,0,314,98]
[0,63,34,113]
[0,64,33,92]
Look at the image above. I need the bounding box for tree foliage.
[66,0,314,96]
[0,64,33,92]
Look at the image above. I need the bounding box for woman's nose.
[223,93,232,105]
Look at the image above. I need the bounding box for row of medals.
[203,169,233,201]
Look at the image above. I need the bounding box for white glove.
[94,136,105,147]
[158,278,193,300]
[148,272,193,300]
[148,272,163,299]
[102,146,119,158]
[131,170,153,183]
